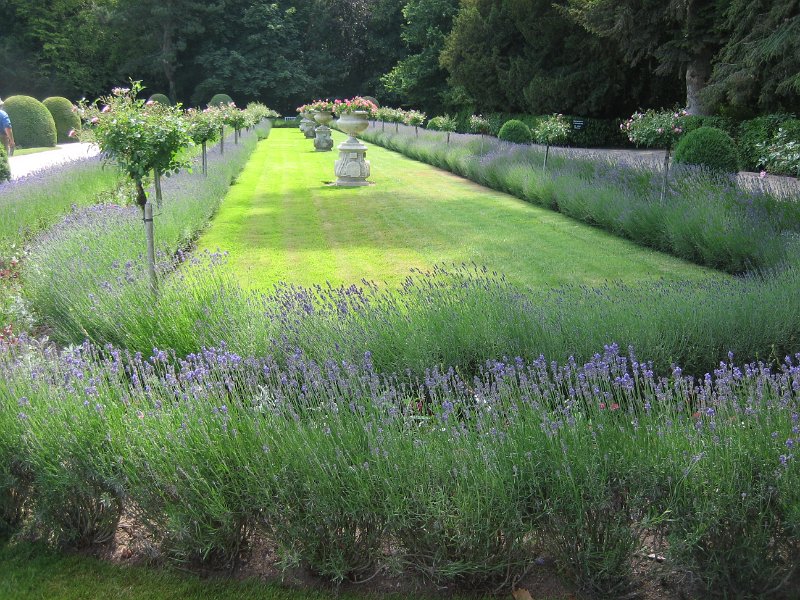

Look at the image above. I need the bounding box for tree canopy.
[1,0,795,117]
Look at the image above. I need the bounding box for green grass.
[197,129,715,290]
[0,541,495,600]
[12,147,55,156]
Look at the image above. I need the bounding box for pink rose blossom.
[102,105,111,113]
[67,129,77,138]
[90,117,99,124]
[759,170,767,179]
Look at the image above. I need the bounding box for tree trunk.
[153,168,163,208]
[135,178,158,296]
[202,141,207,176]
[220,126,225,155]
[543,144,550,170]
[661,148,671,202]
[685,51,713,115]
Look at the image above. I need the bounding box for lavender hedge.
[1,340,798,596]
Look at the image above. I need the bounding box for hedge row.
[448,111,799,175]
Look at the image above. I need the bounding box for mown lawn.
[0,541,498,600]
[196,129,717,290]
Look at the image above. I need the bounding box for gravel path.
[8,143,100,180]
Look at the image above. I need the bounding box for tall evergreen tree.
[705,0,800,113]
[564,0,724,114]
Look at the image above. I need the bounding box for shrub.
[759,120,800,177]
[42,97,80,144]
[208,94,234,108]
[147,94,171,106]
[737,114,794,171]
[674,126,740,173]
[498,119,532,144]
[468,114,491,135]
[3,95,57,148]
[0,146,9,182]
[427,114,457,132]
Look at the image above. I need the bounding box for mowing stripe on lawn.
[197,129,718,290]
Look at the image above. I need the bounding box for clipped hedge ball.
[4,95,58,148]
[498,119,533,144]
[147,94,172,106]
[674,126,740,173]
[208,94,234,108]
[43,96,81,144]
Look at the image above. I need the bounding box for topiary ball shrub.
[498,119,532,144]
[4,96,57,148]
[208,94,234,108]
[0,145,10,182]
[147,94,171,106]
[673,126,739,173]
[42,96,81,144]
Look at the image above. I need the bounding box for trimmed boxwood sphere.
[0,145,10,182]
[148,94,171,106]
[674,126,740,173]
[4,95,57,148]
[43,96,81,144]
[498,119,532,144]
[208,94,234,108]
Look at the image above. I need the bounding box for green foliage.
[78,82,191,194]
[623,108,687,149]
[738,114,796,171]
[42,97,80,144]
[186,107,221,145]
[208,94,234,108]
[759,121,800,177]
[706,0,800,114]
[426,114,458,132]
[3,96,57,148]
[468,114,490,135]
[403,110,426,127]
[0,147,9,183]
[381,0,461,114]
[147,94,171,106]
[534,114,570,145]
[498,119,532,144]
[674,127,740,173]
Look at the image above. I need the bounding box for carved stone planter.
[334,111,371,187]
[301,111,316,139]
[314,110,334,152]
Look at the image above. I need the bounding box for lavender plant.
[2,340,799,596]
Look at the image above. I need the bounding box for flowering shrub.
[307,99,334,113]
[77,82,190,201]
[759,126,800,177]
[403,110,426,127]
[534,114,570,146]
[186,107,221,146]
[2,340,800,595]
[623,108,688,150]
[427,115,458,132]
[468,114,491,135]
[333,96,378,116]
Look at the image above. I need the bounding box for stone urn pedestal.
[301,112,316,139]
[334,111,371,187]
[313,110,334,152]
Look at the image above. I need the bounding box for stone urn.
[313,110,334,152]
[301,111,316,139]
[334,111,371,187]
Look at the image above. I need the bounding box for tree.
[111,0,212,103]
[441,0,681,117]
[704,0,800,114]
[381,0,461,114]
[564,0,723,115]
[1,0,120,98]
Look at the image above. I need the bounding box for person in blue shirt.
[0,98,15,156]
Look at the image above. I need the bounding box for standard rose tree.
[76,82,191,294]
